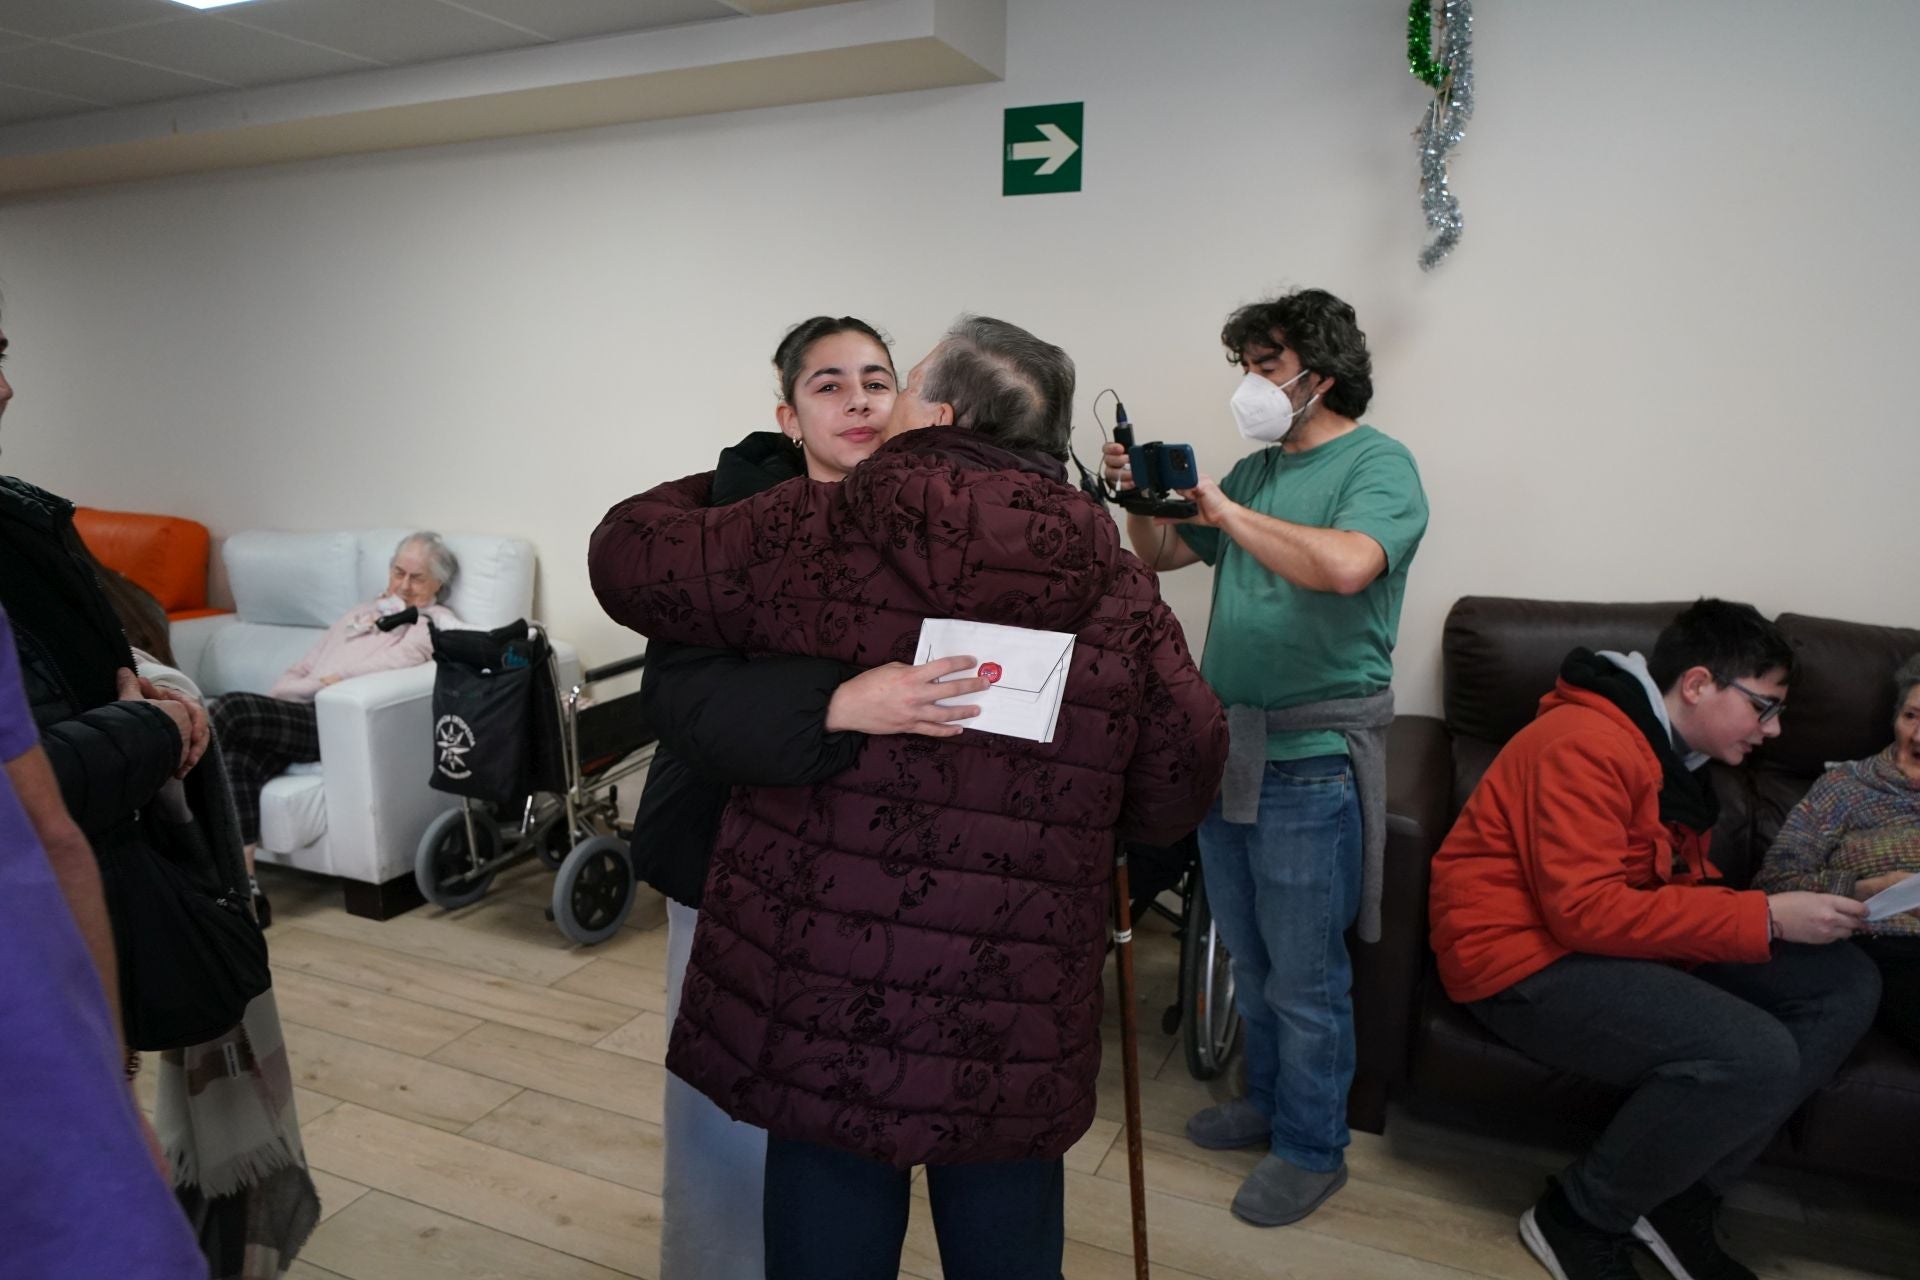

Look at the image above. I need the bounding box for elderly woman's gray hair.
[397,531,459,602]
[919,315,1075,460]
[1895,653,1920,722]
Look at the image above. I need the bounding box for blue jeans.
[763,1137,1064,1280]
[1197,754,1362,1172]
[661,900,767,1280]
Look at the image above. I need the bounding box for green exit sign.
[1003,102,1083,196]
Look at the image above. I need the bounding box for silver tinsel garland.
[1416,0,1474,270]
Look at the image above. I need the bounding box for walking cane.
[1111,844,1152,1279]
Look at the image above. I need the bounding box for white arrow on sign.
[1009,122,1080,176]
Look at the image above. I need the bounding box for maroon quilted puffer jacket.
[590,427,1226,1167]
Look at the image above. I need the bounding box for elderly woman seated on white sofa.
[210,531,463,855]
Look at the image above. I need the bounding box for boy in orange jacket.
[1429,599,1879,1280]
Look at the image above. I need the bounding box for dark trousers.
[208,693,320,844]
[1468,942,1880,1233]
[1860,934,1920,1055]
[762,1136,1064,1280]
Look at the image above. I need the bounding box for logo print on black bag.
[435,714,477,780]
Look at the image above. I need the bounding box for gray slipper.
[1185,1097,1270,1151]
[1229,1155,1348,1227]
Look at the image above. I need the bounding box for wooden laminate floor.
[147,863,1916,1280]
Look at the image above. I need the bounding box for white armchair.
[173,528,577,918]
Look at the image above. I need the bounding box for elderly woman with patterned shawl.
[1756,653,1920,1053]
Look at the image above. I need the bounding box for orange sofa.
[73,507,226,622]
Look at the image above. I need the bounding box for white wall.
[3,0,1917,716]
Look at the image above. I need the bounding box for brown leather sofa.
[1352,596,1920,1185]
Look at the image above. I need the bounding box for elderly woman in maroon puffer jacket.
[591,316,1226,1280]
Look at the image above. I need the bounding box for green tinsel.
[1407,0,1445,88]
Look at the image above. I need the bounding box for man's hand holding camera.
[1173,475,1234,527]
[1100,441,1230,526]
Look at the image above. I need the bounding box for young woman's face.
[777,332,895,481]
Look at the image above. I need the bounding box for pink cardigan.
[269,601,462,702]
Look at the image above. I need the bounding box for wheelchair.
[1130,833,1242,1080]
[413,619,656,945]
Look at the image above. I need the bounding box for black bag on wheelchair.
[429,619,566,805]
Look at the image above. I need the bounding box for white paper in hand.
[915,618,1075,743]
[1863,873,1920,923]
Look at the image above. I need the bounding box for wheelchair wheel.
[552,834,635,946]
[415,806,502,910]
[538,815,571,871]
[1181,870,1241,1080]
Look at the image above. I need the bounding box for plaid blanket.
[159,989,319,1278]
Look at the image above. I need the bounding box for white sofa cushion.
[356,530,535,630]
[199,621,324,698]
[226,531,360,628]
[259,771,328,852]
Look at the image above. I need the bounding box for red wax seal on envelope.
[977,662,1002,684]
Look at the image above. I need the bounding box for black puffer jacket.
[0,477,257,1044]
[628,432,864,908]
[0,477,182,831]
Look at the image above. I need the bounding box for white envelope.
[1864,873,1920,923]
[914,617,1076,744]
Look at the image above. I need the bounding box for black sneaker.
[1519,1180,1638,1280]
[1632,1183,1758,1280]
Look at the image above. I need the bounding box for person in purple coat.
[0,619,209,1277]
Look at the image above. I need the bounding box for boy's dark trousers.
[1468,942,1880,1232]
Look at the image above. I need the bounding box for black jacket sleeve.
[640,639,864,787]
[40,701,181,840]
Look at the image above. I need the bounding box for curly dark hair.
[1219,288,1373,419]
[771,315,892,404]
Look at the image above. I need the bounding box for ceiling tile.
[74,14,376,86]
[0,0,184,40]
[218,0,538,65]
[445,0,735,43]
[0,79,98,124]
[0,40,226,103]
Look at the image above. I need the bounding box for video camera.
[1110,406,1198,521]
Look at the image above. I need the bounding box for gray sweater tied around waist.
[1222,688,1395,942]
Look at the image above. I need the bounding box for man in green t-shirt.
[1104,289,1428,1227]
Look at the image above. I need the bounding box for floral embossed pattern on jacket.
[591,427,1226,1167]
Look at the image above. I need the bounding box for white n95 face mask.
[1230,369,1315,444]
